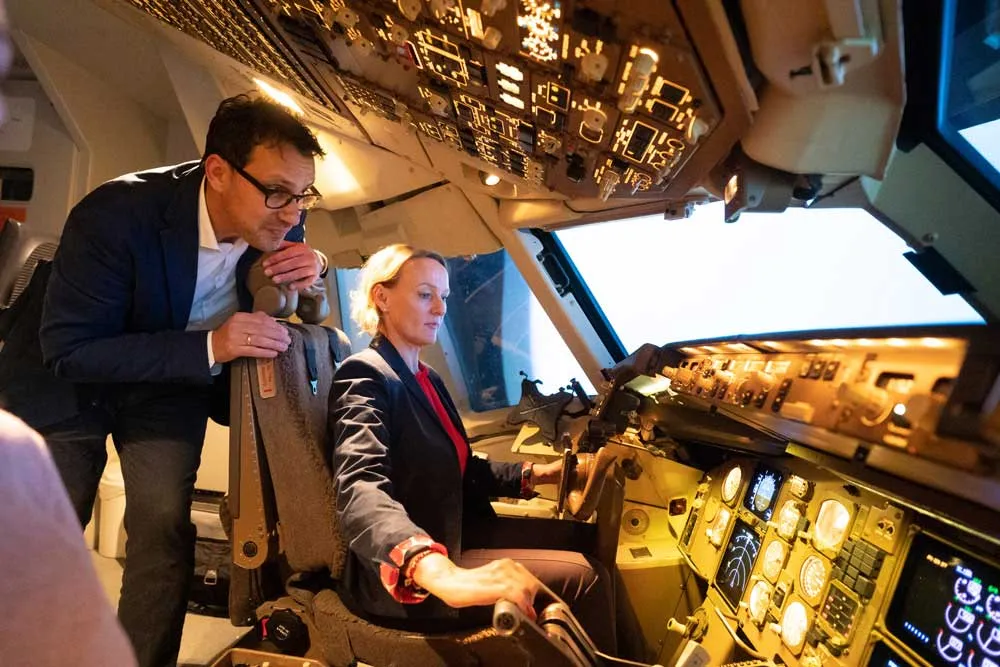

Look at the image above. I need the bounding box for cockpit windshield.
[557,202,984,354]
[940,1,1000,191]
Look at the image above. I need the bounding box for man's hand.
[413,553,542,620]
[212,311,291,364]
[262,240,323,291]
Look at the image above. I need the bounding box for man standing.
[34,94,326,666]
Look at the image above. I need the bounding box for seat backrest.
[0,220,58,308]
[248,323,352,577]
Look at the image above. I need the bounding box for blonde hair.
[350,244,447,336]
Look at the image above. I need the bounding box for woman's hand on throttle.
[412,553,541,619]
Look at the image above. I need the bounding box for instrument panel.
[661,334,970,462]
[885,533,1000,667]
[121,0,744,201]
[646,328,1000,519]
[317,0,723,199]
[679,452,1000,667]
[682,456,911,667]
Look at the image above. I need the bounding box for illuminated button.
[481,26,503,50]
[618,49,658,113]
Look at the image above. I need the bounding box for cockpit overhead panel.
[118,0,750,202]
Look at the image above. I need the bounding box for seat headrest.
[0,220,58,308]
[245,253,331,324]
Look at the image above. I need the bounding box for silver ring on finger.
[246,333,252,346]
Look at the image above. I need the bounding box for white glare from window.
[557,202,983,353]
[959,118,1000,175]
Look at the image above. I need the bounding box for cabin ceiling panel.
[8,0,184,118]
[313,129,442,209]
[359,184,501,256]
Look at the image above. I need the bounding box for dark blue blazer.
[331,335,523,620]
[6,161,301,427]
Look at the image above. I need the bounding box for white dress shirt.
[185,179,249,370]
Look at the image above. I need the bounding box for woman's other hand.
[531,459,563,485]
[412,553,542,619]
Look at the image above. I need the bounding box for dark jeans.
[41,385,210,667]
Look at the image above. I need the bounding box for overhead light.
[480,171,501,186]
[253,78,304,115]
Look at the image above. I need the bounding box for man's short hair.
[203,93,325,167]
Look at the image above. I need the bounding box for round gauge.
[748,580,773,625]
[707,507,733,547]
[955,577,983,606]
[975,622,1000,655]
[799,555,830,602]
[776,500,803,541]
[762,540,788,582]
[781,600,811,652]
[814,500,852,553]
[987,594,1000,624]
[946,603,977,634]
[722,466,742,505]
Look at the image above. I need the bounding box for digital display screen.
[868,641,913,667]
[886,532,1000,667]
[716,519,762,610]
[743,464,785,521]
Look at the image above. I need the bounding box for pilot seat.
[225,320,625,666]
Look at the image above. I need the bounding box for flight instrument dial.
[722,466,742,505]
[987,594,1000,624]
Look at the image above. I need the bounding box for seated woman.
[330,244,616,651]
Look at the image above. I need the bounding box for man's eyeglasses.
[224,158,322,210]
